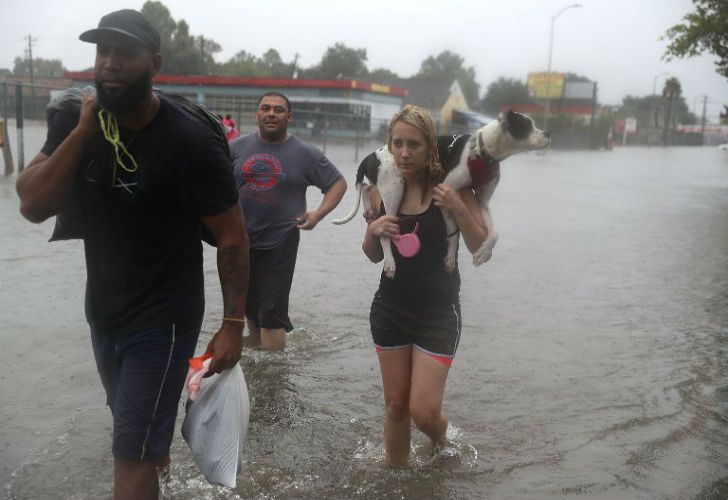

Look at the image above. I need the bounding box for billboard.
[563,81,596,100]
[527,72,565,99]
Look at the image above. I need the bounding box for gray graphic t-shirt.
[230,133,343,249]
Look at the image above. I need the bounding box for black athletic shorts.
[369,292,462,365]
[246,228,300,332]
[91,320,201,461]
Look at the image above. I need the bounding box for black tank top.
[377,201,461,306]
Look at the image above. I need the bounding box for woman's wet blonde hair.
[387,105,444,197]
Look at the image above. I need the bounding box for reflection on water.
[2,131,728,498]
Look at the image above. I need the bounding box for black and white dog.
[333,110,550,277]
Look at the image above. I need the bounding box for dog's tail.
[331,150,380,225]
[331,183,363,225]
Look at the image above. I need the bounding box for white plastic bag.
[181,357,250,488]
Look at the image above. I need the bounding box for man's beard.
[95,69,152,114]
[259,123,288,142]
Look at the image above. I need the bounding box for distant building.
[359,75,471,132]
[401,78,469,130]
[65,72,407,137]
[678,124,728,146]
[377,77,470,129]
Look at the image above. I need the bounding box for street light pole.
[544,3,582,132]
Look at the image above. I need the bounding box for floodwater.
[2,122,728,499]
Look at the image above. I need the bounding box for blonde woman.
[362,105,487,466]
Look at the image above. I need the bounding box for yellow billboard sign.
[528,72,565,99]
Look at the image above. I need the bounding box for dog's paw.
[473,234,499,266]
[383,262,396,279]
[382,256,397,278]
[473,248,492,266]
[443,253,457,273]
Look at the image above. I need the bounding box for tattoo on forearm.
[219,245,249,317]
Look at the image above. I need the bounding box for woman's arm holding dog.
[362,185,382,223]
[362,187,399,263]
[363,214,401,263]
[433,185,487,254]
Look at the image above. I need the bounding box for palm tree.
[662,77,682,145]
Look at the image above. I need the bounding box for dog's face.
[478,110,550,160]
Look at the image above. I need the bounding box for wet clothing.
[246,227,299,332]
[42,95,238,336]
[376,202,460,307]
[230,133,342,250]
[41,91,238,460]
[370,202,462,361]
[91,321,200,461]
[230,133,342,331]
[370,292,461,364]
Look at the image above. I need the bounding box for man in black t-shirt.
[16,10,249,499]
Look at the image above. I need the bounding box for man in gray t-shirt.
[230,91,347,351]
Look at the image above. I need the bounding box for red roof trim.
[64,72,407,97]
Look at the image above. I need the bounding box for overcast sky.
[1,0,726,122]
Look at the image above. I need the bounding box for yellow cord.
[97,108,138,186]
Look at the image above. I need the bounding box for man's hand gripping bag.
[182,355,250,488]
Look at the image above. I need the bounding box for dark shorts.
[246,229,300,332]
[370,292,462,365]
[91,321,201,461]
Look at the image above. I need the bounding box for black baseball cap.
[79,9,161,53]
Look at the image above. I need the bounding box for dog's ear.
[505,110,534,140]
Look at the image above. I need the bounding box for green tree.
[261,49,294,78]
[563,72,592,82]
[662,77,682,143]
[197,36,222,61]
[141,0,220,75]
[13,56,66,77]
[368,68,400,83]
[142,1,176,43]
[618,95,664,128]
[480,77,533,115]
[309,43,369,79]
[214,48,300,78]
[217,50,266,77]
[663,0,728,79]
[616,90,696,134]
[415,50,480,106]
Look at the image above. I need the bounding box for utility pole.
[589,81,597,149]
[26,34,37,97]
[700,95,708,145]
[543,3,582,131]
[291,53,300,79]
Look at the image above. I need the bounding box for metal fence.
[1,81,75,174]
